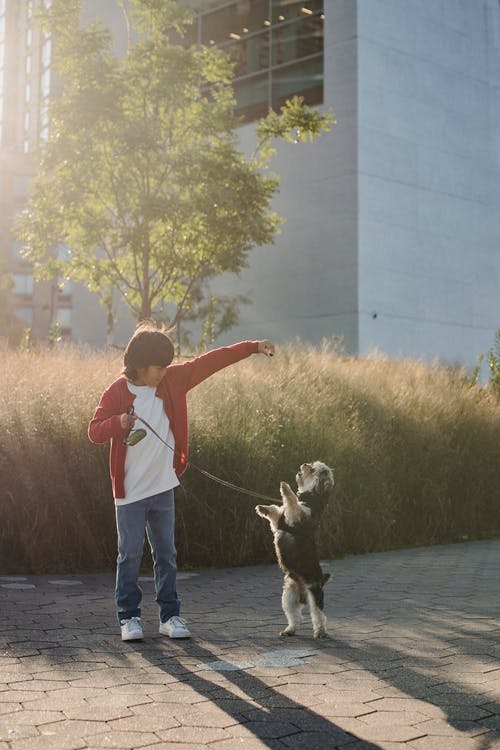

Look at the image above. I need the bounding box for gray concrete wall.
[357,0,500,366]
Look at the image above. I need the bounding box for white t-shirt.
[115,382,179,506]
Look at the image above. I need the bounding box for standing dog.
[256,461,334,638]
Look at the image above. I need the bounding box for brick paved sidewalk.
[1,539,500,750]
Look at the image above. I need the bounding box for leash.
[129,411,278,504]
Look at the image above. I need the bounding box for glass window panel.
[0,16,5,42]
[225,30,270,78]
[41,68,51,97]
[201,1,269,46]
[13,175,30,197]
[271,55,323,109]
[233,71,270,120]
[12,240,26,261]
[58,277,73,294]
[0,0,5,15]
[272,14,323,66]
[16,307,33,325]
[26,27,32,47]
[55,307,71,327]
[57,244,71,261]
[271,0,322,21]
[42,37,52,67]
[13,273,33,295]
[0,43,5,68]
[26,55,32,74]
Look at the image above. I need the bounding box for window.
[16,307,33,326]
[12,240,26,262]
[196,0,324,122]
[55,307,72,328]
[42,35,52,68]
[13,273,34,295]
[13,175,31,198]
[41,68,51,98]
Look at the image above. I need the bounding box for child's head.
[123,321,175,380]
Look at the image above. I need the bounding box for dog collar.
[278,515,296,534]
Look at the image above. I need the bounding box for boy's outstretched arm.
[168,339,276,392]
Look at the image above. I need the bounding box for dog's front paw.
[313,628,328,639]
[280,626,296,637]
[280,481,292,497]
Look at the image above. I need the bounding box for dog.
[256,461,334,638]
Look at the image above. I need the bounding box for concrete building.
[214,0,500,367]
[1,0,500,368]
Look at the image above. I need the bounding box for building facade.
[1,1,500,369]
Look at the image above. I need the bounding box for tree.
[18,0,332,346]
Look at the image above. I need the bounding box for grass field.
[2,340,499,572]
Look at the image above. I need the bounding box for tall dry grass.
[1,340,500,572]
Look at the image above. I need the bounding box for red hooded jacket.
[88,341,259,499]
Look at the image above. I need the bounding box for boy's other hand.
[120,412,137,430]
[258,340,275,357]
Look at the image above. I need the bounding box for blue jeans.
[115,490,180,624]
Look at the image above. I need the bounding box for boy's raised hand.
[258,340,275,357]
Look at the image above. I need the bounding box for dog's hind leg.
[280,576,304,636]
[306,581,328,639]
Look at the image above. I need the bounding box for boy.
[88,322,275,641]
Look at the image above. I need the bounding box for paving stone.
[360,710,431,726]
[414,718,492,738]
[38,719,110,738]
[7,709,65,725]
[363,697,445,718]
[316,702,377,719]
[0,690,47,703]
[0,702,22,715]
[230,719,300,739]
[476,715,500,730]
[84,730,161,748]
[408,737,485,750]
[63,704,134,722]
[106,714,179,732]
[348,724,427,743]
[156,725,229,743]
[211,739,284,750]
[0,719,40,742]
[9,737,87,750]
[9,679,71,692]
[280,728,360,748]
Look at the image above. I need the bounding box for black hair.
[123,321,175,380]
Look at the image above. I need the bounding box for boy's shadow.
[130,636,381,748]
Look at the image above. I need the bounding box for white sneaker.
[120,617,144,641]
[159,616,191,639]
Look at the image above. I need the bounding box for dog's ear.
[255,504,271,518]
[316,465,334,494]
